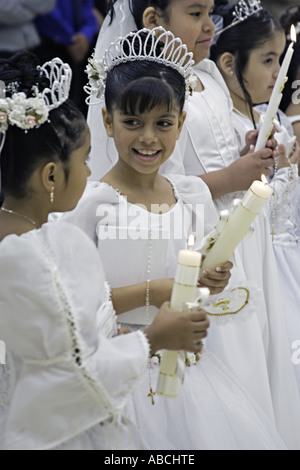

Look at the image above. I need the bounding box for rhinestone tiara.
[85,27,195,102]
[103,27,195,78]
[214,0,263,39]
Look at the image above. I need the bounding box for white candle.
[201,177,272,271]
[255,25,296,151]
[156,236,202,397]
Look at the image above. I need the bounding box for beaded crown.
[0,58,72,135]
[85,27,196,101]
[214,0,263,39]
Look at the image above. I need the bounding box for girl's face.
[103,102,185,175]
[56,126,91,211]
[238,30,286,104]
[153,0,215,64]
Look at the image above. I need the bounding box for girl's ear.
[218,52,236,78]
[143,6,161,29]
[102,107,114,137]
[41,162,58,194]
[177,111,186,140]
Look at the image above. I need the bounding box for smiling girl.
[83,0,300,449]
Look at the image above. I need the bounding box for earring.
[50,186,55,204]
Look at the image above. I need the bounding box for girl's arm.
[111,279,174,315]
[200,147,275,199]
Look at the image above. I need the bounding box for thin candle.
[255,25,297,151]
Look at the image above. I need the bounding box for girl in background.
[210,0,300,392]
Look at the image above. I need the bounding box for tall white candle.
[156,236,202,397]
[255,25,296,151]
[201,177,272,271]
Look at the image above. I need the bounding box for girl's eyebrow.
[260,51,279,57]
[187,3,206,9]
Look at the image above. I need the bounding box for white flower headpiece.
[85,27,197,102]
[213,0,263,41]
[0,58,72,136]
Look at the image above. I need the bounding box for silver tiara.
[214,0,263,39]
[0,58,72,135]
[85,27,196,102]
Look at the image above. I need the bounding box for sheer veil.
[87,0,137,180]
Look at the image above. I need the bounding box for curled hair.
[0,51,87,200]
[210,4,283,127]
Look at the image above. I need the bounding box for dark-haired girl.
[211,1,300,398]
[83,0,300,449]
[0,50,210,450]
[62,27,290,450]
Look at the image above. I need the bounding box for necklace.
[1,207,37,226]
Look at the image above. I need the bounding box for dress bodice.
[62,174,219,325]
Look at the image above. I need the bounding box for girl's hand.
[277,143,292,169]
[198,261,233,295]
[288,140,300,166]
[241,128,278,157]
[144,302,210,355]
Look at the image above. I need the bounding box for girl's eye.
[157,120,173,128]
[264,58,273,65]
[123,119,139,126]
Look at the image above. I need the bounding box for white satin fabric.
[60,175,288,449]
[0,223,149,450]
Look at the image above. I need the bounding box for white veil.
[87,0,137,180]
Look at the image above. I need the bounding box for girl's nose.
[138,127,158,143]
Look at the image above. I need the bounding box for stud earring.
[50,186,55,204]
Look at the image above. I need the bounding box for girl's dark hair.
[107,0,171,29]
[279,6,300,112]
[210,4,283,127]
[0,51,87,201]
[104,32,186,115]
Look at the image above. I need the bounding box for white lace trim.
[35,232,115,411]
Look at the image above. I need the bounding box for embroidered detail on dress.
[205,287,250,317]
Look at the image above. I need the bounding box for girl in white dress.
[83,0,300,448]
[0,50,209,450]
[210,1,300,393]
[62,27,289,450]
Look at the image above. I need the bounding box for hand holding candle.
[255,25,297,151]
[156,235,207,398]
[201,176,272,272]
